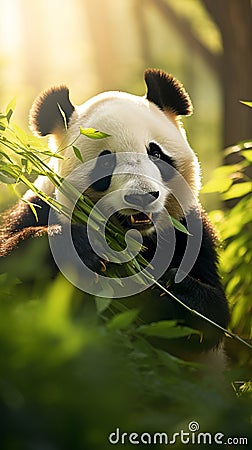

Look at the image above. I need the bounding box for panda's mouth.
[129,212,153,226]
[113,211,155,230]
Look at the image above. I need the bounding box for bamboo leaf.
[22,200,39,221]
[0,172,16,183]
[240,100,252,108]
[222,182,252,200]
[73,146,83,162]
[80,127,111,140]
[138,321,199,339]
[95,297,112,314]
[13,124,29,145]
[0,151,13,163]
[241,150,252,162]
[107,309,139,330]
[6,97,16,123]
[170,217,191,235]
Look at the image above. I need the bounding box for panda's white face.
[30,70,200,235]
[52,92,199,234]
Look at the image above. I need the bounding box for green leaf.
[156,348,198,369]
[24,201,39,222]
[21,158,28,171]
[222,182,252,200]
[13,124,29,145]
[6,97,16,123]
[107,309,139,330]
[138,321,200,339]
[170,216,191,235]
[73,146,83,162]
[0,172,16,184]
[201,177,233,194]
[240,101,252,108]
[97,278,115,298]
[0,163,21,181]
[95,297,112,314]
[0,151,13,163]
[80,127,111,140]
[201,165,241,194]
[241,150,252,162]
[6,109,13,123]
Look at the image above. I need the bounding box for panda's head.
[30,69,200,235]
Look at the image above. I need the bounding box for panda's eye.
[150,149,161,160]
[148,143,162,160]
[97,150,115,169]
[147,142,176,182]
[102,159,113,169]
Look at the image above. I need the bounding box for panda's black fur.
[0,69,229,361]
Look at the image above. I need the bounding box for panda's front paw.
[164,268,189,288]
[71,223,109,275]
[165,268,178,287]
[99,255,110,272]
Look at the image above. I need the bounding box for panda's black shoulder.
[198,208,220,258]
[185,208,222,286]
[153,207,222,286]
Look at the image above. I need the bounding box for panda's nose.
[124,191,159,208]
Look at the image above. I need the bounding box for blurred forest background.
[0,0,251,188]
[0,1,252,449]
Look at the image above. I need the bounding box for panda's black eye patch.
[99,150,114,169]
[147,142,175,166]
[147,142,176,181]
[148,143,161,160]
[90,150,116,192]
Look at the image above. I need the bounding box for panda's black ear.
[144,69,193,116]
[29,86,75,136]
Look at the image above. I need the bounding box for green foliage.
[240,101,252,108]
[1,104,252,448]
[138,321,200,339]
[203,140,252,338]
[0,242,251,449]
[2,107,248,347]
[107,309,139,330]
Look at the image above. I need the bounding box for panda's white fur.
[29,90,200,235]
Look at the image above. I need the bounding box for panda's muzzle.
[124,191,159,208]
[112,191,159,230]
[124,191,159,227]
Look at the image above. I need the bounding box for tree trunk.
[84,0,118,91]
[203,0,252,147]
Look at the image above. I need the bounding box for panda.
[0,69,229,362]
